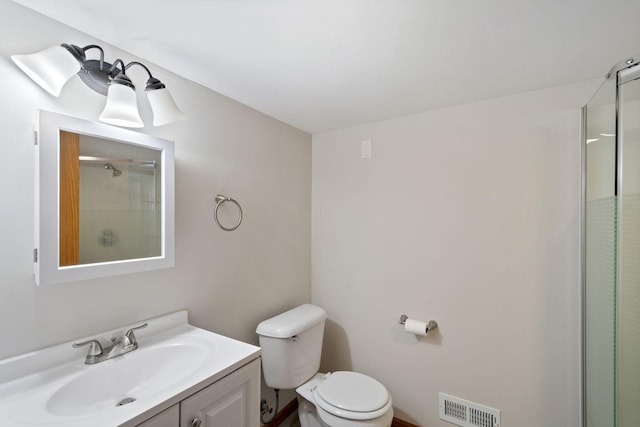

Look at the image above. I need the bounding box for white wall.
[312,80,600,426]
[0,0,311,360]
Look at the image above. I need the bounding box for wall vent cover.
[439,393,501,427]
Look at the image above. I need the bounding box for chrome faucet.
[72,323,148,364]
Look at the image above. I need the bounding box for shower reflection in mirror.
[61,132,162,266]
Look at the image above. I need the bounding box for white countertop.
[0,311,261,427]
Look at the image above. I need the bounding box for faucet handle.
[72,339,103,356]
[122,322,148,347]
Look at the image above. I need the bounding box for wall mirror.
[35,110,175,286]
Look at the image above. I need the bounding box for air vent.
[439,393,500,427]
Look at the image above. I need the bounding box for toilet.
[256,304,393,427]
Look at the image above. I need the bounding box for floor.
[281,410,300,427]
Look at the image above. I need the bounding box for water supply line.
[260,388,279,425]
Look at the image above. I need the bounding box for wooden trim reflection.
[59,130,79,266]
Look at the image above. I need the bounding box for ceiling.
[11,0,640,133]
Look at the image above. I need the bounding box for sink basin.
[0,310,261,427]
[46,343,207,416]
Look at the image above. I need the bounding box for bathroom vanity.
[138,358,259,427]
[0,311,261,427]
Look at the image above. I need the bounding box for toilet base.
[298,395,326,427]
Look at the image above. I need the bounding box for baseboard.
[263,397,418,427]
[391,417,419,427]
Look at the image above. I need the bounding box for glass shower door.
[618,73,640,427]
[584,62,640,427]
[584,78,617,427]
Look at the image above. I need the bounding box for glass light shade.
[99,84,144,128]
[147,87,185,126]
[11,46,81,96]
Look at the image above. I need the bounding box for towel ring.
[214,195,243,231]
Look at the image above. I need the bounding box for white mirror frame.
[35,110,175,286]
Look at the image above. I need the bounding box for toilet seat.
[312,372,392,420]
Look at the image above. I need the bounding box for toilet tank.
[256,304,327,389]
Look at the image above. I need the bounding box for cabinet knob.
[191,417,202,427]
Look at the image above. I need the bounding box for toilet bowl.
[297,372,393,427]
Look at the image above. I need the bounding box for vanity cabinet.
[137,405,179,427]
[136,359,260,427]
[181,358,260,427]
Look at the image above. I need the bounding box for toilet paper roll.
[404,318,429,336]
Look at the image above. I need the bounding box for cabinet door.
[137,404,179,427]
[181,358,260,427]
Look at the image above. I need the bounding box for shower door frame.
[580,102,586,427]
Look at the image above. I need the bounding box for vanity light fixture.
[11,43,184,128]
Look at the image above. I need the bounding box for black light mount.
[60,45,165,96]
[61,43,123,96]
[12,42,185,127]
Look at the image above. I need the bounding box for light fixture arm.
[124,61,166,90]
[61,43,109,72]
[81,44,106,71]
[106,59,136,90]
[124,61,153,78]
[108,58,127,77]
[59,43,86,64]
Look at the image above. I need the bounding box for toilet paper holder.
[399,314,438,332]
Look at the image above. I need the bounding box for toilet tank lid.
[256,304,327,338]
